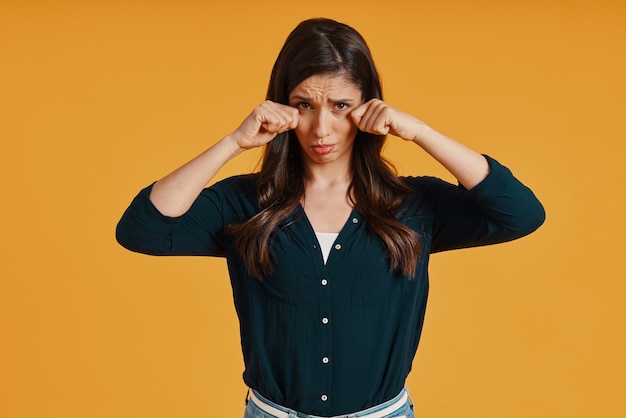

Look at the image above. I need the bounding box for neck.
[303,161,352,188]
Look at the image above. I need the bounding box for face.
[288,73,363,168]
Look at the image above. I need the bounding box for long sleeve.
[404,155,545,253]
[116,176,256,257]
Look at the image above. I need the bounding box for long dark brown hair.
[227,18,421,278]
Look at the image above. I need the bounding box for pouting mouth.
[311,144,335,155]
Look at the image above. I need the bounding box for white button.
[352,217,358,223]
[322,317,329,324]
[321,394,328,401]
[334,244,341,250]
[321,279,328,286]
[322,357,329,364]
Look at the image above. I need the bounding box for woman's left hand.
[350,99,425,141]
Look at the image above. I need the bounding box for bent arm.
[352,99,544,249]
[116,101,298,254]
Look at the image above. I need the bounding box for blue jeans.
[244,388,414,418]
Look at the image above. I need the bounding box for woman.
[116,18,545,418]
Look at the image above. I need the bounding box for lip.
[311,144,335,155]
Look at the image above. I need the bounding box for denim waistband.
[248,388,410,418]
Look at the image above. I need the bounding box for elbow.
[490,197,546,243]
[115,185,175,255]
[514,199,546,238]
[527,196,546,233]
[532,201,547,231]
[115,217,150,254]
[115,219,138,252]
[115,218,174,256]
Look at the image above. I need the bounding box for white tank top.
[315,232,339,264]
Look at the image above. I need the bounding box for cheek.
[340,114,358,135]
[294,115,311,137]
[293,127,307,144]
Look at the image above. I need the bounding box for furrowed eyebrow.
[289,95,312,102]
[332,98,356,104]
[289,95,356,104]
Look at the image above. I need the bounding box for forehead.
[289,73,361,100]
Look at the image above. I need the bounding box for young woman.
[116,18,545,418]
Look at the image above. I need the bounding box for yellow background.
[1,0,624,417]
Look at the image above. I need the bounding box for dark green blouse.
[116,156,544,416]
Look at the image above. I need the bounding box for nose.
[313,109,331,139]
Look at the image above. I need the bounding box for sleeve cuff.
[462,155,513,199]
[127,182,183,228]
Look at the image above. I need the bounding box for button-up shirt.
[116,156,545,416]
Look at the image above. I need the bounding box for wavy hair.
[227,18,421,278]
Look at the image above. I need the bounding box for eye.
[335,103,349,110]
[295,102,311,110]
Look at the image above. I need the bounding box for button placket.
[311,213,364,411]
[319,268,332,408]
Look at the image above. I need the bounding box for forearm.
[149,135,243,217]
[410,123,490,190]
[147,100,297,217]
[350,100,490,189]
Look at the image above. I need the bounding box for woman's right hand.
[230,100,299,150]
